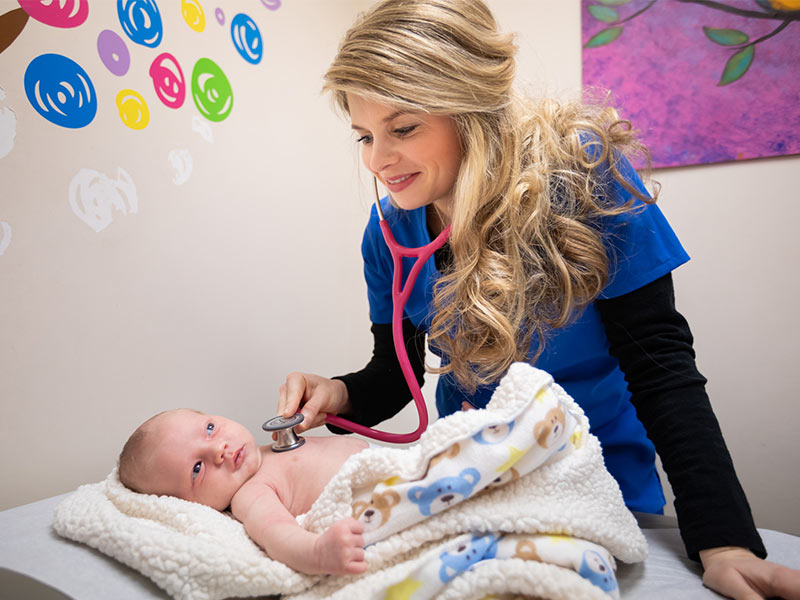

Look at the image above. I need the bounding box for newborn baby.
[118,409,368,575]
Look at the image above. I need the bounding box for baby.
[118,409,369,575]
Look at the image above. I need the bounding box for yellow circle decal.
[181,0,206,32]
[116,89,150,130]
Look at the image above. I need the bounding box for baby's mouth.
[233,446,244,470]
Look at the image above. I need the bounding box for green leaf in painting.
[588,5,620,22]
[703,26,750,46]
[598,0,632,5]
[584,26,624,48]
[719,45,754,85]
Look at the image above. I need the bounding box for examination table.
[1,494,798,599]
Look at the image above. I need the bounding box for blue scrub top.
[359,158,689,513]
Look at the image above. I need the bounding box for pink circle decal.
[97,30,130,76]
[149,52,185,109]
[18,0,89,28]
[215,7,224,25]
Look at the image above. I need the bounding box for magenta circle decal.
[97,30,130,77]
[18,0,89,28]
[214,7,224,25]
[149,52,185,109]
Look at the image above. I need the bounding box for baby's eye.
[192,461,202,481]
[356,134,372,145]
[206,422,215,435]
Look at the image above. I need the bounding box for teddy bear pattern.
[350,380,582,546]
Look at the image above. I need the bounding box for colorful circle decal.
[116,89,150,129]
[230,13,262,65]
[150,53,185,109]
[24,54,97,129]
[97,30,130,77]
[117,0,163,48]
[214,7,224,25]
[18,0,89,28]
[181,0,205,32]
[261,0,282,10]
[191,57,233,122]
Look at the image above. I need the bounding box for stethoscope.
[264,178,451,451]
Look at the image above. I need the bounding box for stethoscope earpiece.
[262,413,306,452]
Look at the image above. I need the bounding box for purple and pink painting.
[581,0,800,169]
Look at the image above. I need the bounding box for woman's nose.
[367,137,397,174]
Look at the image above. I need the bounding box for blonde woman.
[280,1,800,597]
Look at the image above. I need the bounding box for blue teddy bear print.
[438,533,499,583]
[578,549,618,592]
[408,468,481,516]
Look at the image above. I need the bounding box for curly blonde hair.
[324,0,656,392]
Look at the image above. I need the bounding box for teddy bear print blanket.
[53,363,648,600]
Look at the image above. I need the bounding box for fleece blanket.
[53,363,648,600]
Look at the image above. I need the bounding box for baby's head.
[118,409,263,510]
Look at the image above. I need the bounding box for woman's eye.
[192,461,202,481]
[356,134,372,145]
[394,125,417,136]
[206,422,215,435]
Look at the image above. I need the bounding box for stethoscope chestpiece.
[262,413,306,452]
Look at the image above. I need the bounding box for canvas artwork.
[581,0,800,168]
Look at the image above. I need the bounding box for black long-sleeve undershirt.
[330,270,765,561]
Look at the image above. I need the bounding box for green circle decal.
[191,57,233,122]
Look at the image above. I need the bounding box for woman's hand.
[278,372,350,432]
[700,546,800,599]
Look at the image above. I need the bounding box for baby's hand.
[314,518,367,575]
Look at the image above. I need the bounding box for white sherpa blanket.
[53,363,647,600]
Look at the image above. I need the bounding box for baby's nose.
[214,441,229,465]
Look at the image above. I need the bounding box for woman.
[280,1,799,597]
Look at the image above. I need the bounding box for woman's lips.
[384,172,419,193]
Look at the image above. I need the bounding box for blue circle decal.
[230,13,262,64]
[24,53,97,129]
[117,0,163,48]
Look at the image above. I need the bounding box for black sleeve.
[595,273,766,561]
[326,318,427,434]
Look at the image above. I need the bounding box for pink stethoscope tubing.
[325,181,451,443]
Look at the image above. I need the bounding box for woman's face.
[347,93,462,218]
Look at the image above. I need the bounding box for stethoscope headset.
[264,178,451,451]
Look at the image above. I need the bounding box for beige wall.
[1,0,798,537]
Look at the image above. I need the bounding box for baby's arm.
[232,482,367,575]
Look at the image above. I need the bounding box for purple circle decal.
[97,30,130,76]
[215,7,224,25]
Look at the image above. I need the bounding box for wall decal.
[230,13,262,64]
[97,29,130,76]
[168,148,192,185]
[117,0,163,48]
[191,57,233,122]
[0,86,16,159]
[18,0,88,29]
[181,0,205,33]
[0,8,29,55]
[24,53,97,128]
[116,88,150,129]
[214,7,224,26]
[68,167,138,232]
[149,52,185,109]
[0,221,10,256]
[261,0,281,10]
[191,114,213,143]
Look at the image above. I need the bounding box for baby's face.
[144,409,263,510]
